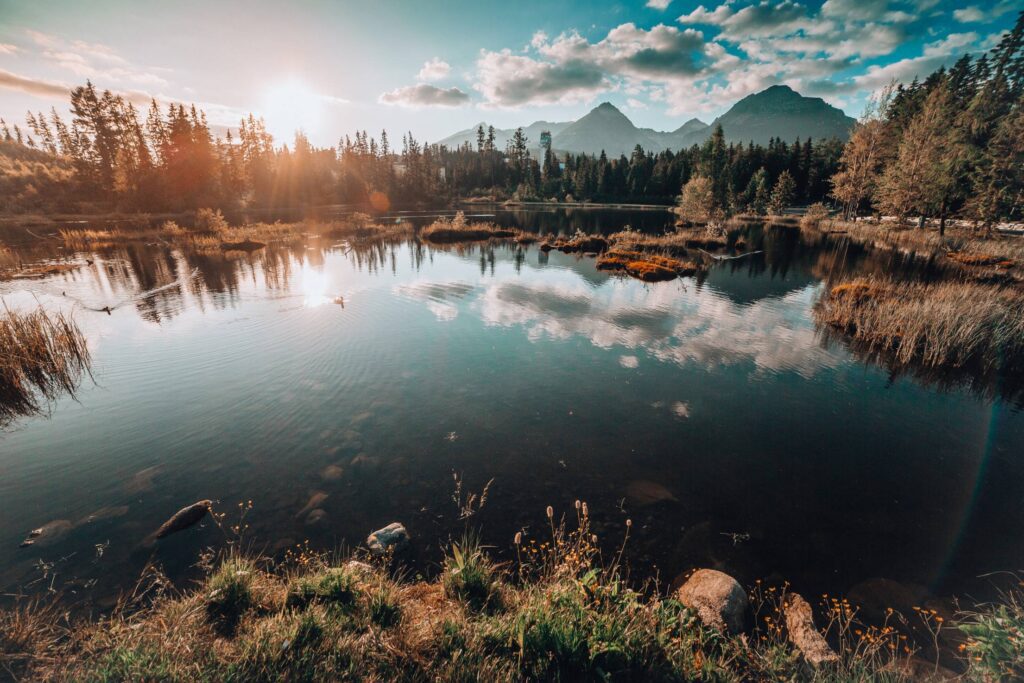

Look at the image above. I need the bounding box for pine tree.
[768,170,795,216]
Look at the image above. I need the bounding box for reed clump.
[815,277,1024,373]
[0,305,90,426]
[420,212,517,243]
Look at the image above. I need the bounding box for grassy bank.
[801,218,1024,281]
[0,306,90,427]
[55,210,412,255]
[815,278,1024,375]
[5,503,1021,681]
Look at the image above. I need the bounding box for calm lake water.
[2,207,1023,611]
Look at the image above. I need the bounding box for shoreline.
[1,512,1015,681]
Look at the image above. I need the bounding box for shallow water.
[1,211,1023,611]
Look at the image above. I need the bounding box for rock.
[784,593,839,667]
[296,491,328,519]
[367,522,410,557]
[154,500,212,539]
[676,568,748,634]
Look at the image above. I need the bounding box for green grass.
[6,506,1024,681]
[204,557,255,634]
[367,579,402,629]
[958,589,1024,680]
[285,566,361,611]
[442,532,502,612]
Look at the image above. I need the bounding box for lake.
[1,207,1023,613]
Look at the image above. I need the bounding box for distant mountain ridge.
[436,85,854,157]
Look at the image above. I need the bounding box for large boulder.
[367,522,410,557]
[784,593,839,667]
[676,568,748,634]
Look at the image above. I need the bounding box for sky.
[0,0,1018,146]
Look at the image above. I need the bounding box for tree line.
[0,89,842,214]
[0,11,1020,224]
[832,11,1024,230]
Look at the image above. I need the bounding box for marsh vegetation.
[0,305,90,427]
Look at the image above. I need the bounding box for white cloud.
[416,58,451,82]
[474,48,608,107]
[646,0,673,9]
[626,97,649,109]
[0,43,18,55]
[474,279,844,378]
[922,32,978,57]
[475,23,729,108]
[953,7,985,23]
[0,67,70,99]
[953,0,1018,23]
[379,83,471,107]
[25,28,169,88]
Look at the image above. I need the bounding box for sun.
[260,79,325,143]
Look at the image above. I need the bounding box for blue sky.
[0,0,1017,145]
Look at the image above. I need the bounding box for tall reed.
[0,305,91,426]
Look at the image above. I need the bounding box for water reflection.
[1,219,1023,611]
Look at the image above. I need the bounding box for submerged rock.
[296,491,328,519]
[154,500,212,539]
[77,505,130,526]
[367,522,410,557]
[305,509,328,526]
[847,577,929,624]
[625,480,679,506]
[125,465,161,494]
[320,465,344,481]
[676,568,748,634]
[784,593,839,667]
[19,519,73,548]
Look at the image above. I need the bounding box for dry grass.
[0,503,932,682]
[597,249,701,282]
[803,218,1024,267]
[58,217,413,254]
[816,277,1024,373]
[538,231,610,254]
[0,305,90,427]
[0,259,80,281]
[945,251,1016,268]
[420,212,517,243]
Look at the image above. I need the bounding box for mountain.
[436,120,572,151]
[674,118,709,137]
[436,85,855,156]
[703,85,855,146]
[551,102,655,157]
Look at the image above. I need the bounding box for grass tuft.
[205,557,255,633]
[443,532,502,612]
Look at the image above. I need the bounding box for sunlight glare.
[299,263,331,308]
[260,79,324,143]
